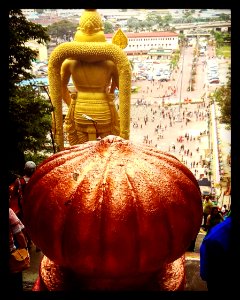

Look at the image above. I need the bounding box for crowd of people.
[130,97,212,182]
[128,78,233,291]
[8,161,39,291]
[202,195,229,234]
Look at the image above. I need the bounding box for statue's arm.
[109,64,119,94]
[61,60,72,107]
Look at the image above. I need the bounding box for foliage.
[170,50,180,69]
[8,10,53,180]
[9,10,50,89]
[128,59,134,71]
[46,20,78,40]
[178,33,187,47]
[212,67,231,129]
[38,10,231,37]
[216,45,231,59]
[9,86,53,153]
[127,17,140,32]
[46,19,117,38]
[131,86,140,93]
[9,85,53,178]
[35,9,44,14]
[126,12,174,32]
[214,87,231,129]
[211,31,231,48]
[104,21,114,33]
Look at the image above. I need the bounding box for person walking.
[9,161,36,220]
[200,214,239,291]
[8,208,29,291]
[202,196,213,231]
[205,206,224,235]
[9,161,36,249]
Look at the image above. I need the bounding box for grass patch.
[216,45,231,58]
[131,86,141,93]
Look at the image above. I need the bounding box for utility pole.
[179,44,185,113]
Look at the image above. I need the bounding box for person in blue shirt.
[200,213,239,291]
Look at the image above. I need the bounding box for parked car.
[148,75,153,81]
[159,78,170,82]
[158,75,170,82]
[208,68,218,72]
[208,75,219,80]
[136,75,147,80]
[207,71,218,76]
[163,70,171,76]
[208,73,219,80]
[208,72,219,78]
[139,72,148,78]
[209,78,220,84]
[208,68,218,73]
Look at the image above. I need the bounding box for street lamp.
[178,45,185,112]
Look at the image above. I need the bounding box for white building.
[105,31,179,56]
[25,40,48,62]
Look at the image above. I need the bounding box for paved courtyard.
[127,46,212,180]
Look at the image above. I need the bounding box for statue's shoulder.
[62,59,78,69]
[104,60,117,68]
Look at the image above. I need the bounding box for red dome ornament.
[23,135,202,291]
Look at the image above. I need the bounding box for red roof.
[105,31,178,39]
[125,50,148,55]
[32,17,63,26]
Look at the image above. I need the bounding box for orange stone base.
[32,254,185,291]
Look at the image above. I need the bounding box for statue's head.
[74,9,106,42]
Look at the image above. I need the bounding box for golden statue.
[48,9,132,150]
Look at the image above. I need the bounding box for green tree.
[170,50,180,70]
[128,59,134,71]
[212,67,231,129]
[178,33,187,49]
[36,9,44,14]
[155,15,163,31]
[146,19,154,32]
[47,20,78,41]
[138,20,147,32]
[211,31,231,48]
[9,10,50,88]
[218,13,231,21]
[183,9,194,19]
[9,10,52,180]
[162,13,173,26]
[104,21,114,34]
[127,17,140,32]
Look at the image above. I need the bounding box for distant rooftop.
[105,31,178,39]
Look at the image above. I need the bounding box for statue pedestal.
[32,254,185,291]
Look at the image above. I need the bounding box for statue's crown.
[74,9,106,42]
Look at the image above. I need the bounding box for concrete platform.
[185,232,207,291]
[23,231,207,291]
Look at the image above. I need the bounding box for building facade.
[25,40,48,61]
[105,31,179,56]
